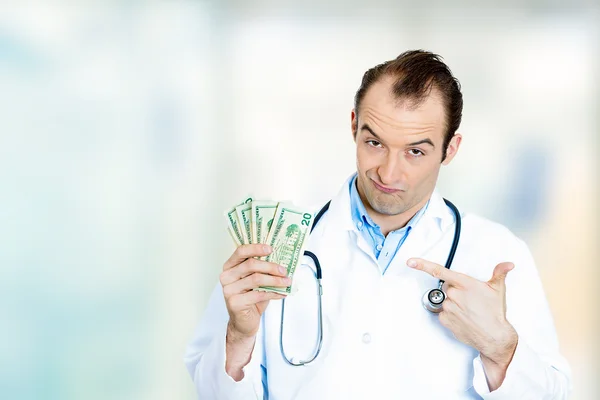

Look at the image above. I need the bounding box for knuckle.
[438,310,446,321]
[252,257,263,269]
[441,301,451,313]
[432,267,444,279]
[222,259,230,272]
[442,299,456,314]
[238,260,249,275]
[439,314,449,327]
[439,310,451,325]
[244,257,256,270]
[271,263,281,275]
[235,244,249,257]
[226,295,239,311]
[222,284,233,298]
[248,290,267,305]
[252,244,265,257]
[251,273,262,286]
[445,287,456,299]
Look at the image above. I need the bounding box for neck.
[358,188,431,237]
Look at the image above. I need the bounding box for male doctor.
[184,50,572,399]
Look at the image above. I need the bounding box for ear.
[441,133,462,165]
[351,109,358,142]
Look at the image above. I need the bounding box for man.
[184,50,572,399]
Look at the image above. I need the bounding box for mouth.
[371,179,401,194]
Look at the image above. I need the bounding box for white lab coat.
[185,177,572,399]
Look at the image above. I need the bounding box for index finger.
[223,244,272,271]
[407,258,473,287]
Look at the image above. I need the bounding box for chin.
[370,197,408,216]
[373,204,407,216]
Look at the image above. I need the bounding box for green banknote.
[251,200,278,244]
[225,196,252,246]
[257,203,314,294]
[235,202,253,244]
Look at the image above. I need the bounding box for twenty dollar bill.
[257,203,314,294]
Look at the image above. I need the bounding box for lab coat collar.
[325,174,456,236]
[427,190,457,232]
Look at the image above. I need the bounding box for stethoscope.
[280,198,461,366]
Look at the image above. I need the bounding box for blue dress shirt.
[349,174,428,274]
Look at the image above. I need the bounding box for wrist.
[479,325,518,392]
[481,324,518,367]
[225,322,257,381]
[226,321,257,343]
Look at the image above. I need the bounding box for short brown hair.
[353,50,463,160]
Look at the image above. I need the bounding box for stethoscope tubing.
[280,251,324,366]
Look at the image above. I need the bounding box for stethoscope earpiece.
[422,287,445,313]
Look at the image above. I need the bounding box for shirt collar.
[349,174,376,230]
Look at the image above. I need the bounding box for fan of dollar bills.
[225,197,314,294]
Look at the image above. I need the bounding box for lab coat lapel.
[387,191,457,277]
[318,175,378,266]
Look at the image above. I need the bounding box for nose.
[377,153,405,186]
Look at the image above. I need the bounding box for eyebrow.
[361,124,435,148]
[361,124,383,142]
[407,138,435,148]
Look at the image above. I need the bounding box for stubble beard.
[366,189,411,216]
[359,177,411,217]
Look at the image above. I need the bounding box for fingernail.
[263,245,272,253]
[284,277,292,284]
[278,266,287,275]
[407,259,417,267]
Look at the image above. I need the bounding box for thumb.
[488,262,514,286]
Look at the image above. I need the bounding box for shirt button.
[357,221,363,229]
[362,332,372,344]
[376,244,383,251]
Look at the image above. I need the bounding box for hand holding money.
[220,244,290,337]
[225,199,314,294]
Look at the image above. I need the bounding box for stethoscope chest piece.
[422,287,445,313]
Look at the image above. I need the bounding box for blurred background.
[1,1,598,399]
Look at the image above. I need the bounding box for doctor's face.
[352,76,461,218]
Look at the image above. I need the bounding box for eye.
[408,149,424,157]
[366,140,382,148]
